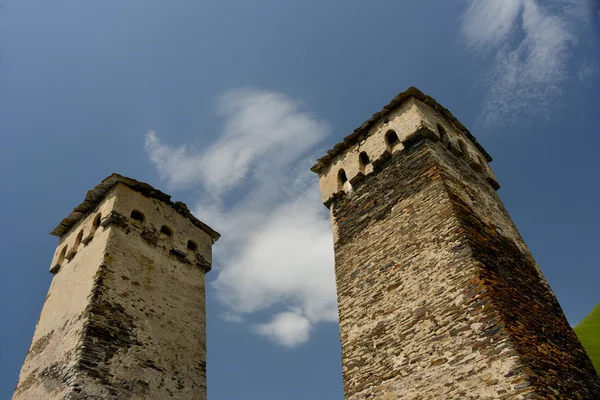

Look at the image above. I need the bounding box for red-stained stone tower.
[312,87,600,399]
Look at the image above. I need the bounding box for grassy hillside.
[574,302,600,373]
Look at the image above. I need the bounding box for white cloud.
[211,188,337,322]
[145,131,203,190]
[461,0,524,51]
[146,88,328,197]
[145,88,336,347]
[460,0,591,127]
[254,312,312,348]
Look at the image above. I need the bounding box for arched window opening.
[473,155,485,173]
[337,169,348,191]
[187,240,198,252]
[160,225,173,240]
[359,152,370,169]
[57,245,68,266]
[130,210,145,223]
[74,230,83,252]
[385,129,400,151]
[437,124,449,144]
[458,140,469,157]
[91,213,102,234]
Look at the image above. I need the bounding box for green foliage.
[574,302,600,373]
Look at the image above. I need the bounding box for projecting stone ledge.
[310,86,491,175]
[50,173,220,244]
[14,173,219,400]
[312,87,600,399]
[311,87,500,206]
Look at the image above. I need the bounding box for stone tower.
[311,87,600,399]
[13,174,220,400]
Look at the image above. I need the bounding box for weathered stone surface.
[99,210,128,229]
[310,86,491,175]
[13,179,219,400]
[65,249,77,261]
[140,226,159,246]
[81,234,93,246]
[195,253,212,273]
[315,89,600,399]
[49,173,220,243]
[314,96,499,206]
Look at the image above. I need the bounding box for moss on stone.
[575,302,600,373]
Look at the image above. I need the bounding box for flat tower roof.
[311,86,491,174]
[50,173,220,242]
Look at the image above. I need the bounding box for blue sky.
[1,1,599,398]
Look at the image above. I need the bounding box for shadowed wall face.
[316,93,600,399]
[13,180,216,400]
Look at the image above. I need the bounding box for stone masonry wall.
[329,137,600,399]
[434,140,600,398]
[317,97,498,207]
[13,183,213,400]
[13,190,118,400]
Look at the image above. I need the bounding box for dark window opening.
[74,230,83,252]
[160,225,173,239]
[474,155,486,172]
[359,151,370,167]
[437,124,449,144]
[458,140,469,157]
[337,169,348,190]
[58,245,68,266]
[130,210,145,223]
[91,213,102,234]
[385,129,400,151]
[187,240,198,252]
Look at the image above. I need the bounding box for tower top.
[310,86,491,175]
[50,173,220,242]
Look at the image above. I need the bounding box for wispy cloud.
[461,0,524,51]
[145,89,328,196]
[578,60,598,83]
[145,89,336,347]
[460,0,593,127]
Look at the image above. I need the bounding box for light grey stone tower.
[13,174,219,400]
